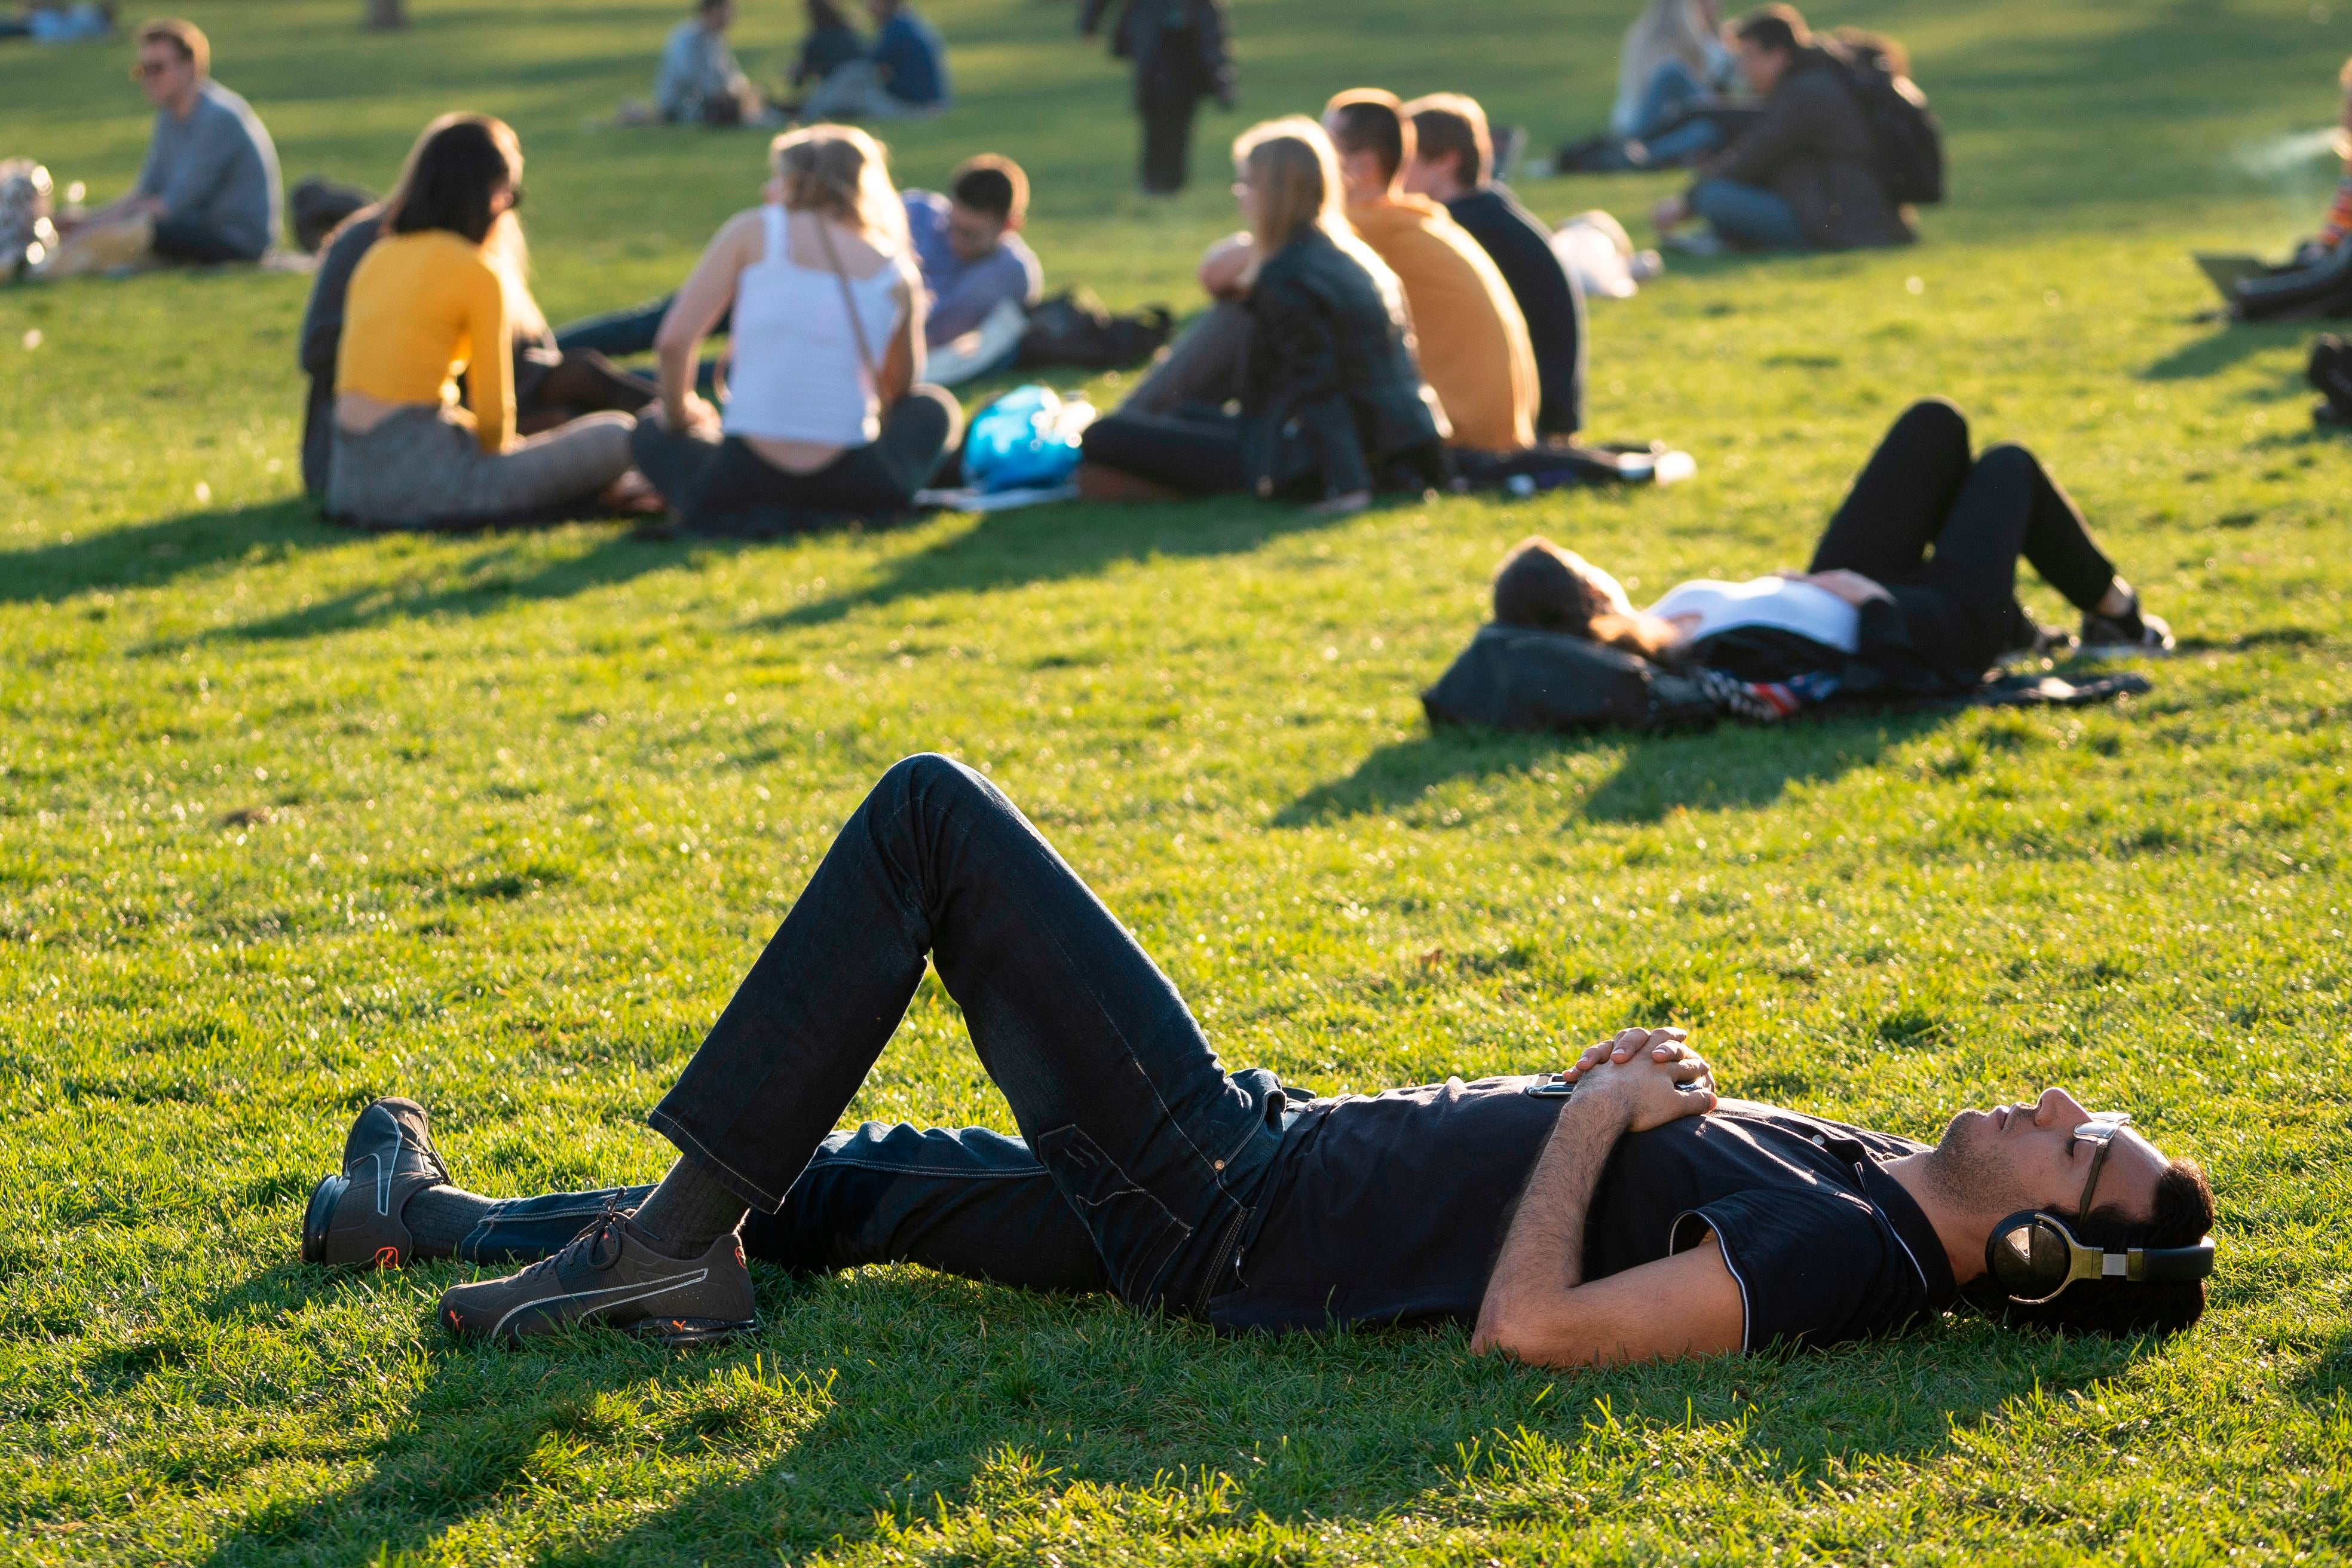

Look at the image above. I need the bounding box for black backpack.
[1832,33,1944,207]
[1420,624,1722,734]
[1016,287,1176,371]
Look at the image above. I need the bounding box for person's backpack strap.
[811,215,892,399]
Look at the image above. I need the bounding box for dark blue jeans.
[1690,177,1808,251]
[462,756,1293,1316]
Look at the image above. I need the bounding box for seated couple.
[1649,4,1917,254]
[553,152,1040,390]
[318,118,963,534]
[1494,399,2173,707]
[41,17,280,278]
[303,754,2216,1360]
[1083,90,1584,513]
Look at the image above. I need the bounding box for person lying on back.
[1489,397,2175,709]
[49,17,278,272]
[1402,92,1587,442]
[1323,88,1538,455]
[300,752,2218,1361]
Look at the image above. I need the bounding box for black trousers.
[1080,404,1250,495]
[152,217,262,264]
[1138,71,1208,194]
[1813,399,2120,669]
[631,387,961,532]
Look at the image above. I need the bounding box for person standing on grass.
[1649,4,1912,253]
[625,123,963,532]
[45,17,280,275]
[1323,88,1538,456]
[1079,0,1236,195]
[1077,117,1445,512]
[326,116,641,530]
[299,749,2215,1359]
[1401,93,1588,443]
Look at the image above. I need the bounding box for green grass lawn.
[4,0,2351,1561]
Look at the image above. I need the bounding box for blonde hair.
[1618,0,1716,126]
[1232,116,1346,253]
[134,17,208,76]
[770,122,905,244]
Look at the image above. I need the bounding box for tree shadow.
[184,1256,2163,1566]
[1278,710,1954,829]
[755,495,1363,633]
[0,497,341,605]
[209,528,694,644]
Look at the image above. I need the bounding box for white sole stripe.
[489,1267,713,1339]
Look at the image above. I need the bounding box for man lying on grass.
[302,755,2216,1361]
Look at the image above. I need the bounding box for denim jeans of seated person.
[485,754,1294,1316]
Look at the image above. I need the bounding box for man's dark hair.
[1405,93,1490,189]
[386,117,519,246]
[1730,4,1809,55]
[950,154,1027,225]
[700,0,730,13]
[1324,88,1411,185]
[1965,1158,2216,1339]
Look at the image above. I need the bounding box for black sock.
[626,1156,748,1258]
[400,1185,498,1258]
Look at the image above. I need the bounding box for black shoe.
[301,1097,453,1268]
[2079,604,2175,656]
[2004,619,2077,663]
[436,1213,758,1347]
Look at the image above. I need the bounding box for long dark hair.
[384,114,522,246]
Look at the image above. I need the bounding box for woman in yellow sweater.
[329,117,638,529]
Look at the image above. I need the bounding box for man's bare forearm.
[1473,1090,1631,1348]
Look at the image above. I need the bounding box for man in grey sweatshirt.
[66,17,280,264]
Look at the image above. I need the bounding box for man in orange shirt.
[1322,88,1536,454]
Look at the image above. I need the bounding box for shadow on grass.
[1278,711,1955,828]
[0,498,339,605]
[756,494,1363,633]
[2139,323,2302,382]
[188,1256,2166,1566]
[213,528,688,642]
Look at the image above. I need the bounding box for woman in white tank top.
[629,122,965,534]
[1483,398,2172,691]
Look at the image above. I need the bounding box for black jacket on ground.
[1239,226,1447,497]
[1446,185,1587,439]
[1693,44,1912,251]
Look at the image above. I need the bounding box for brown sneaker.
[301,1097,452,1268]
[436,1213,757,1347]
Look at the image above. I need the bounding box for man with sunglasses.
[295,756,2215,1361]
[51,18,280,275]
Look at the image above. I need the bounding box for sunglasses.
[132,58,185,80]
[2069,1111,2132,1225]
[1984,1208,2215,1306]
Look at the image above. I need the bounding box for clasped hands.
[1556,1026,1718,1131]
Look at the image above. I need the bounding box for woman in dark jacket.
[1078,116,1446,514]
[1653,5,1912,252]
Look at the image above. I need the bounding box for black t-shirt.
[1211,1080,1956,1353]
[1444,186,1586,439]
